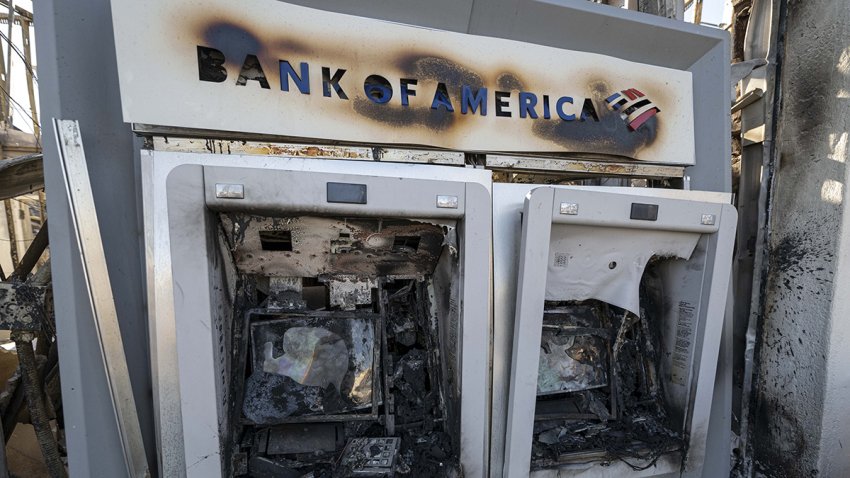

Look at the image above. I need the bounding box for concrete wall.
[750,0,850,475]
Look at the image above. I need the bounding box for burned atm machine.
[477,5,736,478]
[497,186,736,477]
[484,14,736,478]
[142,155,491,477]
[107,0,736,476]
[487,21,737,478]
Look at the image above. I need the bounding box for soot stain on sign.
[197,20,316,87]
[352,97,456,131]
[532,80,658,158]
[396,54,485,89]
[199,20,312,57]
[352,54,488,131]
[190,18,665,157]
[496,72,525,91]
[202,21,265,64]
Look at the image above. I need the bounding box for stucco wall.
[751,1,850,476]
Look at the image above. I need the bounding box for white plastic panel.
[503,187,736,478]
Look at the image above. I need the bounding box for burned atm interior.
[149,160,490,478]
[213,212,463,477]
[532,276,681,471]
[505,187,735,477]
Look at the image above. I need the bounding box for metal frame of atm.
[498,186,736,477]
[141,151,492,477]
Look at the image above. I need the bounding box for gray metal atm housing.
[142,152,492,477]
[501,187,736,477]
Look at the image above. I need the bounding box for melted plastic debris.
[531,295,683,471]
[225,213,460,477]
[532,414,683,471]
[262,327,349,391]
[384,283,459,478]
[236,280,461,477]
[538,333,609,394]
[244,315,375,422]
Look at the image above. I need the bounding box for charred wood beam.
[0,153,43,201]
[8,219,46,281]
[2,200,15,268]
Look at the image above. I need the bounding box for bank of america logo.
[605,88,660,131]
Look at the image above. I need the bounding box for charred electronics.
[531,294,679,470]
[499,186,736,477]
[143,156,491,478]
[225,215,459,477]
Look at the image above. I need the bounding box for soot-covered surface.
[383,281,458,477]
[225,240,459,477]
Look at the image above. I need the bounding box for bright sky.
[686,0,731,27]
[4,0,38,136]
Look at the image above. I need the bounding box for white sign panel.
[111,0,695,164]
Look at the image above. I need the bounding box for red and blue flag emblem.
[605,88,660,131]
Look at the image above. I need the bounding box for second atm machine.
[496,186,735,477]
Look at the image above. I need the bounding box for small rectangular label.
[327,182,367,204]
[671,300,696,386]
[560,202,579,215]
[436,195,458,209]
[630,202,658,221]
[215,183,244,199]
